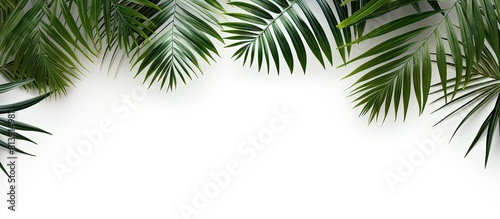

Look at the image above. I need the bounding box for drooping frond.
[74,0,160,54]
[0,0,94,96]
[221,0,440,74]
[339,0,500,164]
[0,79,51,176]
[222,0,332,73]
[0,0,160,95]
[129,0,225,91]
[338,1,480,122]
[221,0,374,74]
[432,7,500,166]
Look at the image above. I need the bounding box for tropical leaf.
[128,0,225,91]
[221,0,442,74]
[0,79,51,176]
[0,0,161,95]
[431,2,500,166]
[338,1,477,122]
[74,0,160,54]
[433,74,500,167]
[337,0,441,28]
[0,0,91,96]
[222,0,370,74]
[339,0,500,164]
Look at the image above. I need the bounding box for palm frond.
[433,74,500,167]
[221,0,440,74]
[0,79,51,176]
[0,0,93,96]
[74,0,160,54]
[432,14,500,166]
[338,1,479,122]
[129,0,225,91]
[0,0,161,95]
[222,0,371,74]
[339,0,500,164]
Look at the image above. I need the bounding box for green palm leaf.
[339,0,500,164]
[74,0,160,54]
[432,14,500,166]
[0,79,51,176]
[126,0,224,91]
[0,0,93,96]
[433,74,500,167]
[339,1,477,122]
[222,0,365,74]
[0,0,160,95]
[222,0,439,74]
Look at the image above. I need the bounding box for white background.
[2,3,500,219]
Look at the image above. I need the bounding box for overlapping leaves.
[432,0,500,166]
[338,1,467,121]
[338,0,500,165]
[0,0,164,95]
[221,0,440,74]
[74,0,161,54]
[2,0,500,167]
[221,0,370,73]
[0,0,89,96]
[0,79,51,176]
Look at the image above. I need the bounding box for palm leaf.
[128,0,225,91]
[74,0,160,54]
[431,18,500,166]
[339,0,500,164]
[0,80,51,176]
[222,0,438,74]
[0,0,161,95]
[222,0,372,74]
[0,0,92,96]
[433,75,500,167]
[338,1,478,122]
